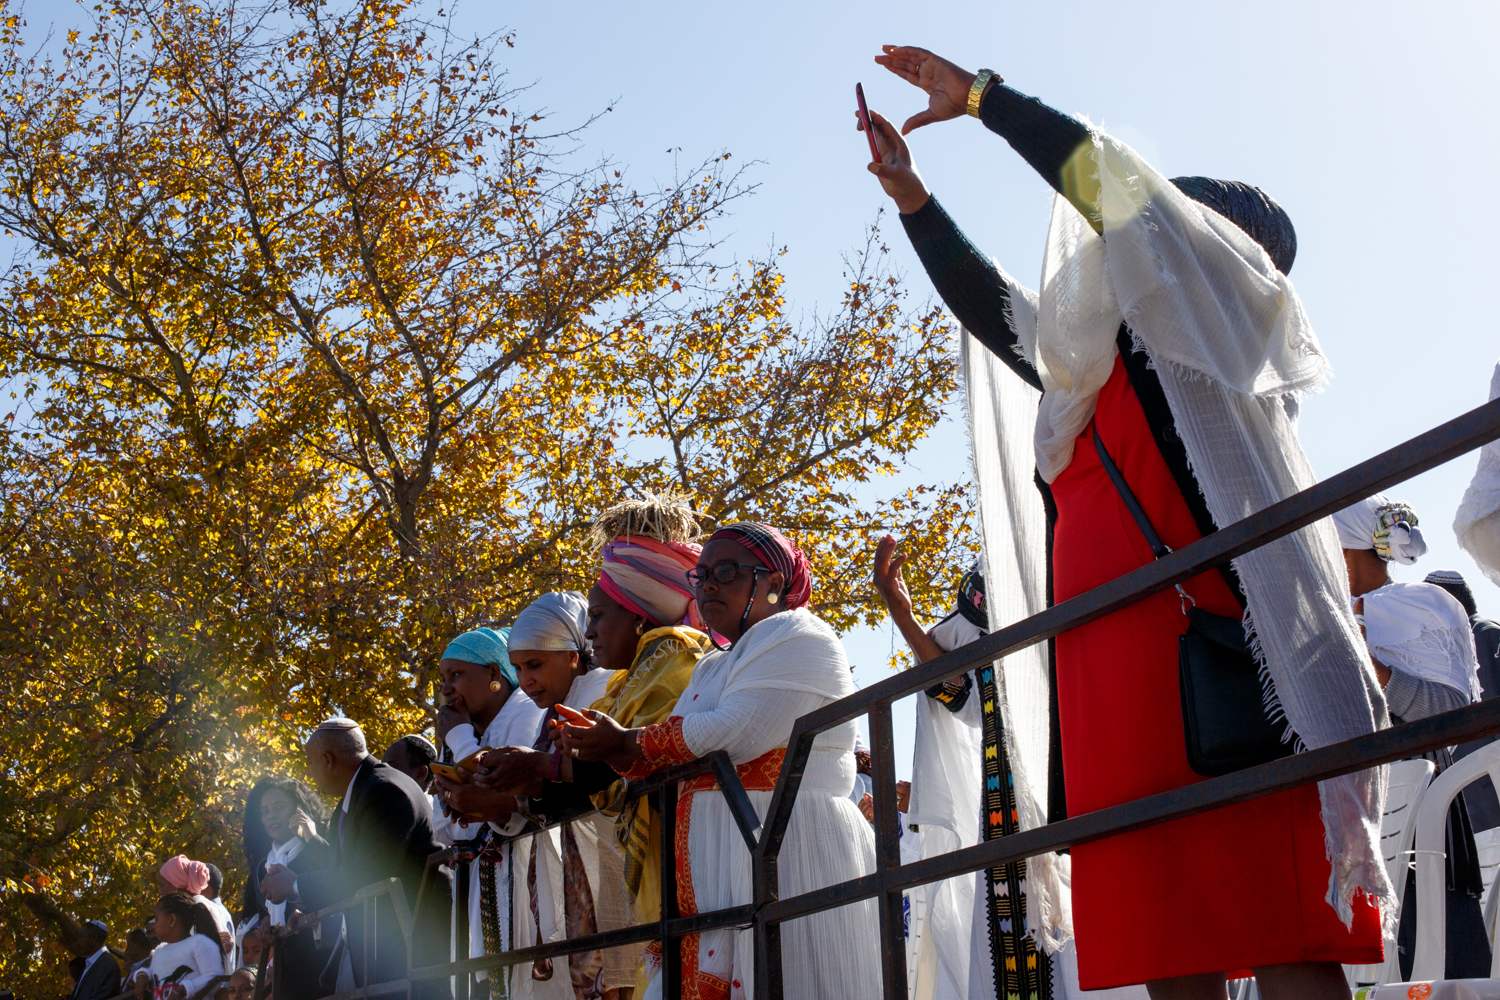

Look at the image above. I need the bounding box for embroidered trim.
[679,747,785,795]
[639,716,695,770]
[663,747,783,997]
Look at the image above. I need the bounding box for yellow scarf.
[589,626,706,927]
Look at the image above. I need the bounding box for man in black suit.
[261,719,450,997]
[70,920,122,1000]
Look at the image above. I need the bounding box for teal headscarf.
[441,626,516,688]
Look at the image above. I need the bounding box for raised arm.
[863,110,1041,391]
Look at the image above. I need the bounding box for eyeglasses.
[686,561,769,590]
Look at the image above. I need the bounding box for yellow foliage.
[0,0,974,993]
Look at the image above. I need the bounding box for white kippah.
[1425,569,1466,587]
[317,717,361,731]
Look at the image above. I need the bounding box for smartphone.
[429,761,468,783]
[855,83,881,164]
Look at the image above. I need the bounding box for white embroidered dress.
[639,607,880,1000]
[509,668,638,999]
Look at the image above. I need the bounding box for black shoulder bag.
[1092,426,1295,776]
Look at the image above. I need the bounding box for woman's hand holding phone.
[857,108,930,215]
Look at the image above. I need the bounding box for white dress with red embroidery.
[633,607,880,1000]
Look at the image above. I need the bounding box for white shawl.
[1455,360,1500,586]
[977,129,1393,929]
[1362,581,1482,702]
[263,836,305,927]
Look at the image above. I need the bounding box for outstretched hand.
[872,534,914,618]
[873,45,979,134]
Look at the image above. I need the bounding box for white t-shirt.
[139,934,224,999]
[193,896,235,972]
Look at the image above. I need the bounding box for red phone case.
[856,83,881,164]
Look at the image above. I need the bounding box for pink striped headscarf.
[159,855,210,895]
[597,536,703,629]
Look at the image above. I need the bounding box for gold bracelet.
[967,68,1001,118]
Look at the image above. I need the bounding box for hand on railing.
[433,771,520,826]
[472,745,548,795]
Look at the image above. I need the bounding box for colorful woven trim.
[976,662,1053,1000]
[1373,502,1419,562]
[647,749,782,1000]
[925,670,973,712]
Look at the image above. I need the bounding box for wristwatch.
[967,68,1002,118]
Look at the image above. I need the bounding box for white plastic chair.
[1475,824,1500,948]
[1346,758,1437,987]
[1412,741,1500,980]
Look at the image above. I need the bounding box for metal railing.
[306,394,1500,1000]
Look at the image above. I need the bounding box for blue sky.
[28,0,1500,776]
[440,0,1499,773]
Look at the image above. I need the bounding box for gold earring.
[489,680,503,691]
[635,621,644,635]
[767,592,779,605]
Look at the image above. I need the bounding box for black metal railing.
[308,394,1500,1000]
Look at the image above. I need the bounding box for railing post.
[751,862,782,1000]
[660,779,682,997]
[363,895,371,991]
[869,702,908,1000]
[456,857,471,1000]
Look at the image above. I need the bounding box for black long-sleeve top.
[900,83,1244,605]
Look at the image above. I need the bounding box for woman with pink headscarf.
[155,856,233,973]
[560,520,879,1000]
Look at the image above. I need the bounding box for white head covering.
[1455,359,1500,587]
[1333,494,1427,564]
[1361,581,1481,702]
[509,591,591,656]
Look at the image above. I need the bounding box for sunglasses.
[686,561,769,590]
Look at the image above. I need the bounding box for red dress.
[1052,355,1383,988]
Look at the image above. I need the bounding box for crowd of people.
[54,43,1500,1000]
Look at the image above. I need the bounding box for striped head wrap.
[707,522,814,609]
[598,536,703,629]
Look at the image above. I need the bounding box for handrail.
[294,393,1500,1000]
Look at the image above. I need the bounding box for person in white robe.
[475,592,635,1000]
[429,627,546,984]
[873,542,1150,1000]
[558,522,880,1000]
[1336,495,1492,978]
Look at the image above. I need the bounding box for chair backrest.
[1345,758,1436,988]
[1476,825,1500,903]
[1411,741,1500,981]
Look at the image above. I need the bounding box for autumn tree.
[0,0,972,992]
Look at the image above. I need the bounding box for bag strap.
[1092,426,1170,559]
[1092,425,1195,610]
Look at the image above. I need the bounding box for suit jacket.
[71,950,121,1000]
[296,757,450,987]
[252,837,333,1000]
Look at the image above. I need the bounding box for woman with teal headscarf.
[430,625,546,971]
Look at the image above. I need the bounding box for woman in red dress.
[863,47,1386,1000]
